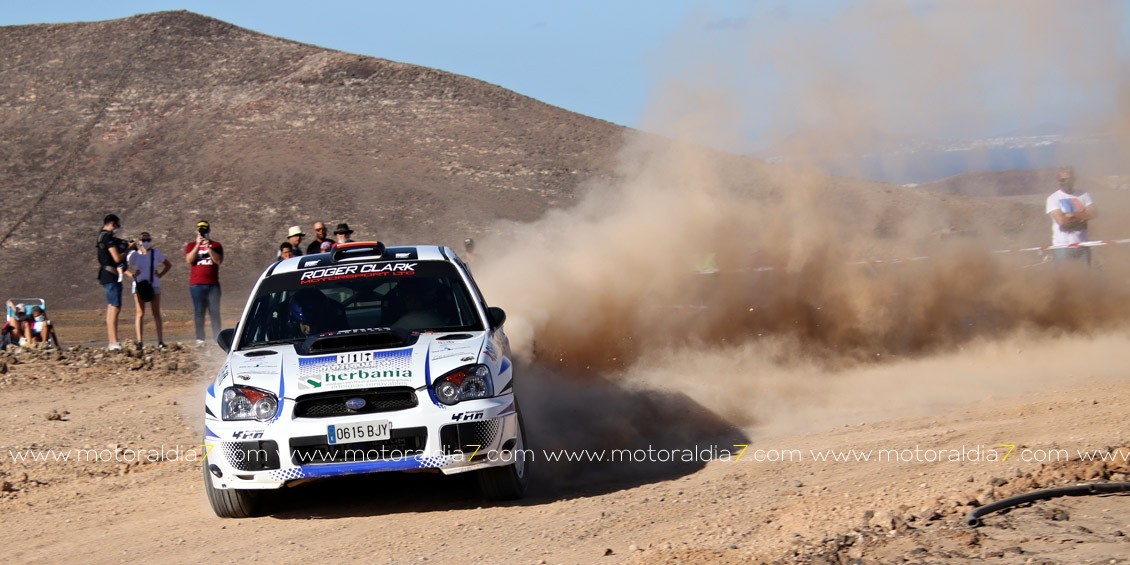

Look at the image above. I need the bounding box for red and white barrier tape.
[848,238,1130,266]
[993,238,1130,253]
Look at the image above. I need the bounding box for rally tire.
[203,458,264,518]
[477,407,530,501]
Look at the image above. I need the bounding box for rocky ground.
[1,326,1129,564]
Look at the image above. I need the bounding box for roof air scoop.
[331,241,386,263]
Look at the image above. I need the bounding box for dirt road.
[2,326,1129,564]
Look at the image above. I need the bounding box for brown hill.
[918,168,1055,197]
[917,167,1110,198]
[0,11,626,307]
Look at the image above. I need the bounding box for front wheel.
[477,408,530,501]
[203,457,265,518]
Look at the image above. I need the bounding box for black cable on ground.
[965,482,1130,527]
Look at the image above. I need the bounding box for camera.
[198,226,210,237]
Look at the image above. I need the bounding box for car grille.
[440,419,502,456]
[222,440,281,471]
[293,387,418,418]
[289,427,427,465]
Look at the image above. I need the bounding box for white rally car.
[203,242,528,518]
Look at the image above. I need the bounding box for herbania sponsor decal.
[298,348,414,390]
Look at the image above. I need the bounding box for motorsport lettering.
[300,262,417,282]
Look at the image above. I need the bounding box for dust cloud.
[475,1,1130,450]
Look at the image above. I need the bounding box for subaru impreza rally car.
[203,242,527,518]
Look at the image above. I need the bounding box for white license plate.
[327,420,391,445]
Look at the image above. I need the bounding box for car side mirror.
[487,306,506,329]
[217,328,236,353]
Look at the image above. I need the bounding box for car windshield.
[237,260,483,349]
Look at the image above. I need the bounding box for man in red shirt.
[184,220,224,345]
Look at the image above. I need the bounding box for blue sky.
[4,1,1128,157]
[1,1,717,129]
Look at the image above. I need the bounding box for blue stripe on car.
[424,343,440,406]
[274,364,285,422]
[298,459,426,477]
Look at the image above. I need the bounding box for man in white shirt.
[1045,166,1096,266]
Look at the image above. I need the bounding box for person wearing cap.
[282,225,305,257]
[333,223,355,245]
[185,220,225,345]
[306,221,331,254]
[97,213,128,350]
[127,231,172,349]
[28,306,59,348]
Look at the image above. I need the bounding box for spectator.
[97,213,128,350]
[185,220,224,345]
[127,231,172,349]
[320,240,333,253]
[463,238,476,264]
[284,225,305,257]
[333,223,355,245]
[306,221,331,254]
[1046,166,1097,265]
[3,301,31,347]
[278,241,295,261]
[28,306,59,349]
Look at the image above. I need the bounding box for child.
[3,301,30,347]
[28,306,60,348]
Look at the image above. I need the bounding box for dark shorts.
[103,282,123,307]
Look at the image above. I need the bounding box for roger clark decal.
[298,348,414,390]
[299,262,416,284]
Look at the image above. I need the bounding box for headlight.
[432,364,494,406]
[222,386,279,422]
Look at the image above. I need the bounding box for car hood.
[219,331,488,400]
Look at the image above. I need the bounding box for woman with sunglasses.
[127,231,173,349]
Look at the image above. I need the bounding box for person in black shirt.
[306,221,331,254]
[97,214,128,350]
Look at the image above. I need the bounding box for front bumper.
[204,393,520,490]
